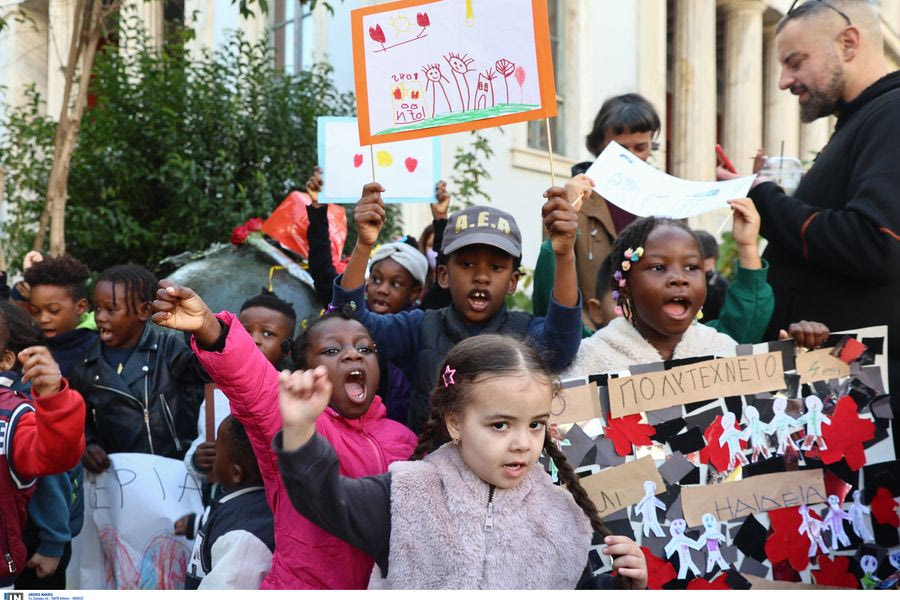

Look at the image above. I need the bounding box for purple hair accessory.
[324,301,356,315]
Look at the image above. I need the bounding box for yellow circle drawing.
[376,150,394,167]
[389,15,412,37]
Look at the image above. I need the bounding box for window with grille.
[527,0,564,153]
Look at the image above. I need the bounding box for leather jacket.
[69,324,209,460]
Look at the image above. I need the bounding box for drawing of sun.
[389,15,412,38]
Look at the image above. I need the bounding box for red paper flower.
[819,396,875,471]
[368,24,386,44]
[766,506,821,572]
[416,12,430,27]
[230,217,264,246]
[813,555,860,588]
[687,573,730,590]
[603,414,656,456]
[698,415,745,473]
[871,486,900,527]
[641,547,676,590]
[230,224,250,245]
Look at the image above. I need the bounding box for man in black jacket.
[721,0,899,409]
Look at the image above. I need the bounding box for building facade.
[2,0,898,269]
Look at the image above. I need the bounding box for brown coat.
[573,191,618,327]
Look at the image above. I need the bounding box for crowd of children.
[0,91,851,591]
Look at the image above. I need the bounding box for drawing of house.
[391,81,428,126]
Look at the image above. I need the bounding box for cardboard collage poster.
[350,0,558,144]
[553,326,899,590]
[316,116,442,203]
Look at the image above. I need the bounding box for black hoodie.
[749,70,900,409]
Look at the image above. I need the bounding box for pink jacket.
[192,312,418,589]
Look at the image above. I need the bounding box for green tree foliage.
[0,87,57,264]
[1,19,407,272]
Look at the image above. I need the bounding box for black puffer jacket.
[69,324,210,460]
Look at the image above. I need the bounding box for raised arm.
[305,167,339,306]
[275,366,391,570]
[152,282,283,488]
[11,347,86,480]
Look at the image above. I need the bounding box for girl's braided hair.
[410,334,635,587]
[608,216,701,321]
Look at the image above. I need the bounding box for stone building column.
[763,23,801,159]
[672,0,717,181]
[637,0,668,169]
[121,0,165,51]
[720,0,765,174]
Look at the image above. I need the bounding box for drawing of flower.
[416,12,430,27]
[495,59,515,104]
[514,65,526,103]
[368,24,386,45]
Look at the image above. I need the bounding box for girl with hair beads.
[151,283,417,590]
[563,202,751,376]
[562,199,829,377]
[275,334,647,590]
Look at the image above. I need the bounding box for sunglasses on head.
[787,0,852,26]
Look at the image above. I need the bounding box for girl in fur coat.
[275,334,648,590]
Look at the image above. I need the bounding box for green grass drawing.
[376,103,540,135]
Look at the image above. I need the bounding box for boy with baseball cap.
[332,182,583,433]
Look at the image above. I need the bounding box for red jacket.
[1,380,86,583]
[192,312,417,589]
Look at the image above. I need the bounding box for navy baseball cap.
[441,206,522,258]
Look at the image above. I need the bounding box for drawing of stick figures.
[664,519,702,579]
[798,394,830,451]
[767,396,800,455]
[822,494,852,553]
[718,411,748,470]
[422,63,453,117]
[797,504,828,557]
[849,489,875,542]
[444,52,475,112]
[634,480,666,538]
[697,513,729,573]
[742,406,771,462]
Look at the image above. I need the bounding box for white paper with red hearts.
[317,116,442,203]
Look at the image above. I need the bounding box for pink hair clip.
[442,364,456,388]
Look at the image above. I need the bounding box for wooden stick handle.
[545,118,557,187]
[204,383,216,483]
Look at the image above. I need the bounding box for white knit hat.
[368,242,428,286]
